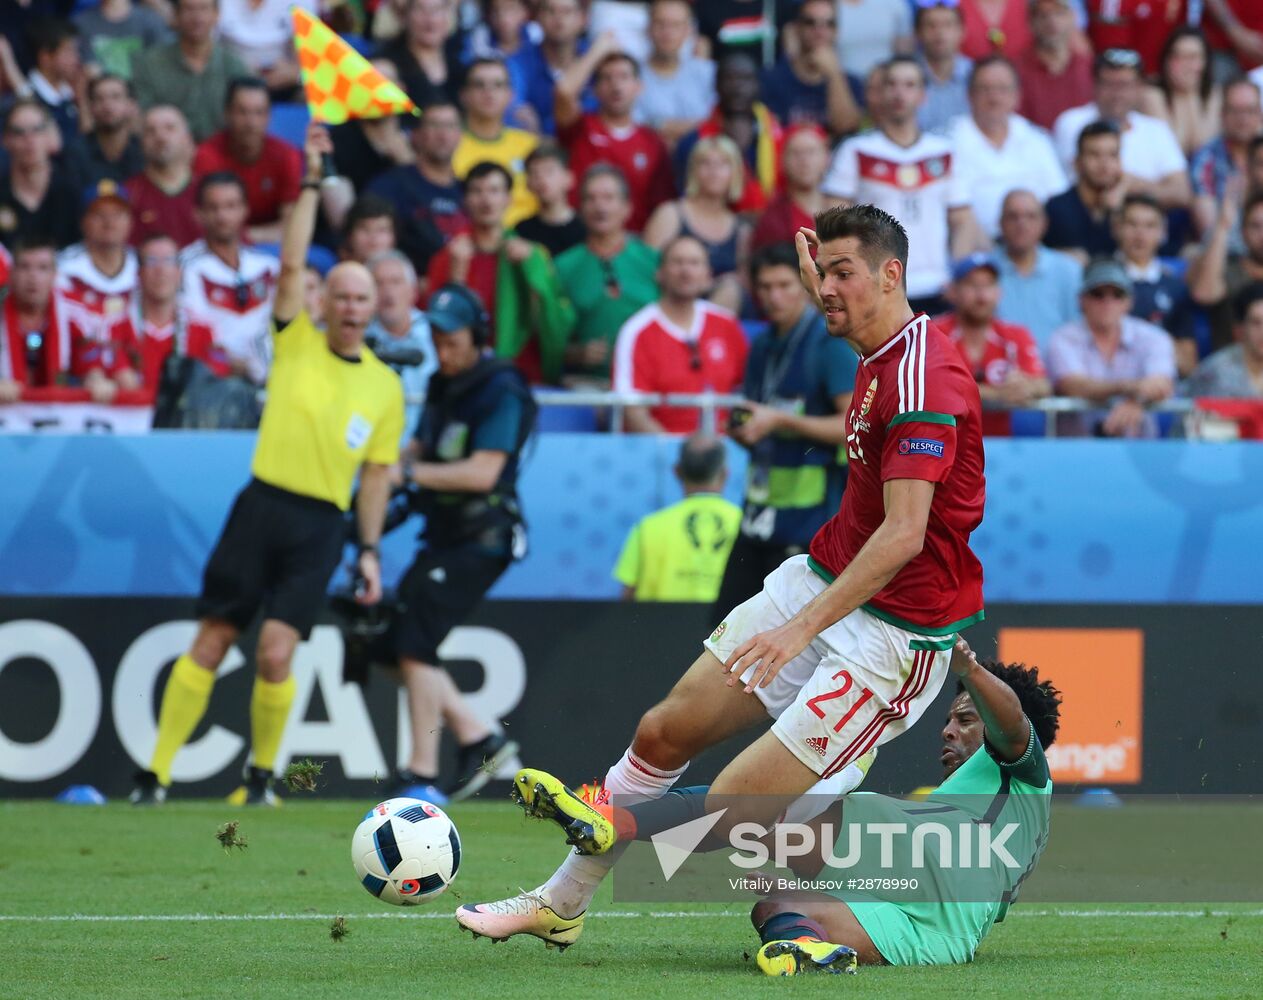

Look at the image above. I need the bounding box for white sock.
[538,748,687,918]
[781,749,878,826]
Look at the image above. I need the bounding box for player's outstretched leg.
[511,768,616,855]
[754,910,858,977]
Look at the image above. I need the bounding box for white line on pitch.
[0,908,1259,923]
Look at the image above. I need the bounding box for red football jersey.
[128,309,231,391]
[809,314,986,634]
[611,301,748,434]
[936,313,1045,437]
[126,173,203,248]
[193,133,302,226]
[559,114,675,232]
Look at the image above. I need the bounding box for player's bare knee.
[632,703,694,771]
[190,619,237,671]
[750,899,784,929]
[256,631,297,682]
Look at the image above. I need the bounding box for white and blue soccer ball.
[351,797,461,906]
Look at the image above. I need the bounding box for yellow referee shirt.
[614,493,742,602]
[251,311,405,511]
[452,127,539,227]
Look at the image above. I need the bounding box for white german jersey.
[178,240,280,384]
[56,244,139,342]
[821,129,967,298]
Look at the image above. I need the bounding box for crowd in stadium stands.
[3,0,1263,437]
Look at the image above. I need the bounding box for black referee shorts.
[197,479,346,639]
[393,544,510,664]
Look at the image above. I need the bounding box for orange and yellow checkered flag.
[292,7,417,124]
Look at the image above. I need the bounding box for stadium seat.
[248,243,338,276]
[535,402,599,433]
[268,103,310,150]
[740,320,767,343]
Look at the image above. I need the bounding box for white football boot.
[455,890,585,951]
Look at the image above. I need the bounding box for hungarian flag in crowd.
[292,8,417,123]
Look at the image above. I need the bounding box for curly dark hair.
[958,661,1062,751]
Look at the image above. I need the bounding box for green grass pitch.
[1,800,1259,999]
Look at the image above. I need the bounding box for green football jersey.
[822,718,1052,965]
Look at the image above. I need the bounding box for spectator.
[643,135,751,313]
[1139,26,1221,160]
[380,0,461,109]
[1014,0,1093,131]
[465,0,540,69]
[179,172,280,384]
[958,0,1032,61]
[1085,0,1179,76]
[1046,258,1176,438]
[368,98,468,277]
[1190,79,1263,240]
[556,164,659,383]
[126,104,203,249]
[517,143,586,258]
[366,249,438,436]
[425,161,575,383]
[66,75,144,188]
[1186,283,1263,399]
[994,188,1082,349]
[452,58,538,227]
[835,0,914,79]
[675,53,785,214]
[1052,49,1190,210]
[511,0,593,137]
[1189,193,1263,354]
[914,0,972,134]
[127,232,228,395]
[26,18,84,147]
[936,252,1049,436]
[1044,120,1123,264]
[713,242,855,613]
[556,44,674,233]
[58,182,139,357]
[1205,1,1263,76]
[0,99,80,249]
[75,0,172,81]
[614,433,741,602]
[340,195,399,265]
[611,234,748,434]
[216,0,312,99]
[1113,193,1194,370]
[132,0,250,143]
[303,264,324,320]
[328,62,417,193]
[635,0,716,150]
[0,238,66,394]
[760,0,863,138]
[948,56,1066,238]
[193,78,302,244]
[823,56,979,315]
[750,125,829,252]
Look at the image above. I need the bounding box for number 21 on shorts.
[806,669,875,734]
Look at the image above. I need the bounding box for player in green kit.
[753,635,1063,973]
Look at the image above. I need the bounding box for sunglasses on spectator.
[1101,48,1142,69]
[236,281,251,309]
[799,16,836,27]
[601,258,621,299]
[914,0,960,8]
[5,123,46,138]
[687,338,702,372]
[1086,286,1128,300]
[141,254,179,266]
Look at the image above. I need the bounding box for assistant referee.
[131,123,405,806]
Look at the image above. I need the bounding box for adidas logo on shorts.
[805,736,829,757]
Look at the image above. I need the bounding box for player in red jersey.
[457,203,986,950]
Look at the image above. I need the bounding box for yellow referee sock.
[150,654,216,786]
[250,674,297,773]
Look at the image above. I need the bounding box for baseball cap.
[951,252,999,283]
[427,284,485,334]
[81,179,131,215]
[1080,258,1134,296]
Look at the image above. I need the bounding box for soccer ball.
[351,797,461,905]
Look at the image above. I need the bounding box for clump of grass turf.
[329,916,349,942]
[216,821,247,851]
[284,758,324,793]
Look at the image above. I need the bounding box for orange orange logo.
[997,628,1143,784]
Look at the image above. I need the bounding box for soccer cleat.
[228,765,281,807]
[510,768,616,855]
[446,731,519,803]
[455,891,585,951]
[128,769,167,806]
[757,939,859,976]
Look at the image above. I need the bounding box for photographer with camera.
[386,282,535,802]
[713,243,857,618]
